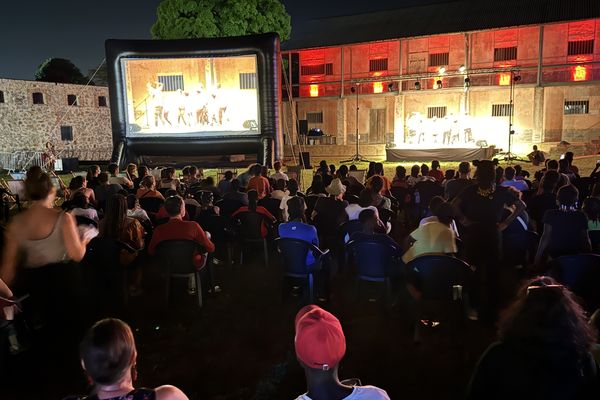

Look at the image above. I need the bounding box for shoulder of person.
[155,384,188,400]
[351,385,391,399]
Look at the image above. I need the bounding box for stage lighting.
[414,81,421,90]
[387,83,395,92]
[438,67,446,74]
[435,80,443,89]
[459,65,466,73]
[464,77,471,87]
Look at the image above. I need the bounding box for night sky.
[0,0,443,80]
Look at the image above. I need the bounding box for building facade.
[281,18,600,160]
[0,78,112,163]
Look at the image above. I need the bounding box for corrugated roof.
[282,0,600,50]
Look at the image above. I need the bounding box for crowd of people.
[1,154,600,399]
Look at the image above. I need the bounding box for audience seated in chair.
[279,197,321,266]
[69,175,97,208]
[94,172,123,212]
[107,163,134,189]
[217,170,235,194]
[246,164,271,200]
[270,160,289,182]
[526,170,559,232]
[69,191,99,223]
[280,178,302,222]
[293,305,390,400]
[231,190,276,238]
[312,179,349,247]
[337,165,364,196]
[136,175,165,201]
[445,161,473,201]
[350,208,400,254]
[126,194,150,224]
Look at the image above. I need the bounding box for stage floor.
[386,146,498,162]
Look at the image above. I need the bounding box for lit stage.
[386,144,498,162]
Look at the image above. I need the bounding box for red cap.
[294,305,346,371]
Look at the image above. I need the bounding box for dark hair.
[504,166,516,180]
[165,189,177,197]
[358,208,377,225]
[224,171,233,180]
[557,184,579,207]
[203,176,215,187]
[69,175,85,191]
[319,160,328,169]
[200,191,214,207]
[349,164,357,171]
[583,197,600,223]
[140,175,155,189]
[231,179,241,191]
[540,170,559,194]
[431,160,440,170]
[337,165,349,177]
[329,164,336,175]
[287,179,299,195]
[499,276,596,365]
[274,179,286,191]
[164,195,183,217]
[80,318,136,386]
[374,162,384,175]
[25,166,53,200]
[98,172,109,184]
[495,166,504,185]
[420,164,430,175]
[564,151,574,163]
[366,162,376,178]
[428,196,445,212]
[126,194,137,210]
[107,163,119,175]
[138,166,148,178]
[309,176,326,195]
[358,189,377,207]
[410,165,420,177]
[86,165,100,182]
[369,175,384,193]
[433,201,454,225]
[182,166,190,177]
[458,161,470,175]
[189,166,198,178]
[444,169,455,180]
[473,160,496,187]
[247,190,258,211]
[547,159,559,170]
[71,192,89,209]
[395,166,406,179]
[100,194,127,240]
[274,161,282,171]
[287,196,306,220]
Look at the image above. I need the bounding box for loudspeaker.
[298,120,308,136]
[299,152,311,169]
[61,157,79,173]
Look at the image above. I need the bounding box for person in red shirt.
[149,195,215,269]
[231,190,276,238]
[428,160,445,183]
[246,165,271,199]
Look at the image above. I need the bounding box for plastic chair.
[156,240,208,308]
[276,238,330,303]
[406,255,473,343]
[548,253,600,311]
[338,220,363,243]
[215,198,246,218]
[258,197,282,220]
[232,211,271,267]
[346,239,398,304]
[502,230,539,268]
[139,197,164,213]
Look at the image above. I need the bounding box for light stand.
[503,71,524,162]
[342,83,370,163]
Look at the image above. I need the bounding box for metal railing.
[0,151,44,172]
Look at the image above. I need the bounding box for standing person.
[70,318,189,400]
[564,151,580,176]
[467,277,599,400]
[94,173,123,212]
[428,160,444,183]
[280,178,301,222]
[237,164,256,189]
[270,160,289,181]
[534,185,591,266]
[294,305,391,400]
[247,165,271,200]
[445,161,473,200]
[86,165,101,192]
[312,179,349,248]
[527,145,545,166]
[107,163,133,189]
[452,160,526,322]
[407,165,421,187]
[527,170,559,232]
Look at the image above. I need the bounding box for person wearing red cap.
[294,305,390,400]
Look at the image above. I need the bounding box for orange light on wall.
[499,73,511,86]
[573,65,588,81]
[309,84,319,97]
[373,82,383,93]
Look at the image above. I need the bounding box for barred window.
[60,126,73,141]
[369,58,388,72]
[494,46,518,62]
[492,104,513,117]
[564,100,589,115]
[239,73,257,89]
[67,94,78,106]
[429,52,449,67]
[568,40,594,56]
[98,96,107,107]
[32,92,45,104]
[0,90,4,103]
[306,112,324,124]
[427,106,447,119]
[300,63,333,76]
[157,75,184,91]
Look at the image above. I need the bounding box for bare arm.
[156,385,189,400]
[534,223,552,267]
[0,278,12,298]
[498,200,526,231]
[451,196,470,227]
[0,222,19,286]
[62,212,88,262]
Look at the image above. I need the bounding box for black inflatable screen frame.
[105,33,281,166]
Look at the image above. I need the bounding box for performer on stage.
[43,141,57,172]
[146,81,166,128]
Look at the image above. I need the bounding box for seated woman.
[159,167,181,192]
[126,163,138,183]
[467,277,599,399]
[69,175,97,208]
[231,190,276,238]
[126,194,150,224]
[86,165,101,192]
[69,318,189,400]
[69,192,99,223]
[136,176,165,201]
[132,165,149,190]
[535,185,591,266]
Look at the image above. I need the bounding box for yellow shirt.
[402,221,457,264]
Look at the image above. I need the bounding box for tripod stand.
[342,83,370,163]
[502,71,526,163]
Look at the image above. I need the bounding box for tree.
[34,58,89,85]
[151,0,291,41]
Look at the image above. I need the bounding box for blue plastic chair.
[548,253,600,311]
[276,238,330,303]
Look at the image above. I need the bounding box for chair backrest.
[548,253,600,311]
[347,239,396,280]
[139,197,164,213]
[75,215,98,228]
[390,187,412,207]
[233,211,267,240]
[258,197,281,219]
[414,180,443,206]
[339,220,363,240]
[407,255,472,301]
[216,198,245,218]
[156,240,202,274]
[185,203,198,219]
[276,238,316,276]
[196,214,229,242]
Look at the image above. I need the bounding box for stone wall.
[0,78,113,160]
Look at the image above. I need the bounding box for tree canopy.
[151,0,291,41]
[34,58,89,85]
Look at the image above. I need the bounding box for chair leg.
[240,247,244,265]
[227,243,233,266]
[308,274,314,304]
[263,239,269,268]
[165,274,171,308]
[195,272,203,308]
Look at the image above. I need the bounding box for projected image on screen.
[122,55,259,135]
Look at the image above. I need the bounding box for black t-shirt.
[313,197,349,234]
[445,178,474,200]
[527,192,557,230]
[457,185,519,225]
[543,209,589,258]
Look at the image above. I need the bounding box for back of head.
[287,196,306,220]
[374,162,384,175]
[411,165,420,177]
[71,191,89,209]
[181,166,190,177]
[369,175,384,193]
[565,151,574,163]
[499,277,595,362]
[358,189,377,207]
[200,191,213,207]
[445,169,455,180]
[287,178,299,195]
[126,163,137,176]
[433,201,454,225]
[557,184,579,208]
[101,194,127,239]
[107,163,118,175]
[126,194,137,210]
[138,165,148,178]
[495,166,504,184]
[231,178,241,192]
[349,164,357,172]
[164,195,183,217]
[165,189,177,197]
[98,172,109,184]
[358,208,378,230]
[224,170,233,180]
[295,305,346,372]
[559,159,570,172]
[505,166,516,180]
[203,176,215,187]
[189,166,198,178]
[274,161,282,171]
[428,196,445,212]
[420,164,430,175]
[473,160,497,187]
[140,175,155,189]
[87,165,100,181]
[247,189,258,210]
[431,160,440,170]
[80,319,136,386]
[583,197,600,222]
[329,164,336,175]
[275,179,286,191]
[547,159,559,170]
[540,171,559,193]
[338,165,348,178]
[395,165,406,179]
[319,160,328,169]
[25,166,53,200]
[69,175,85,191]
[458,161,470,175]
[251,164,262,176]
